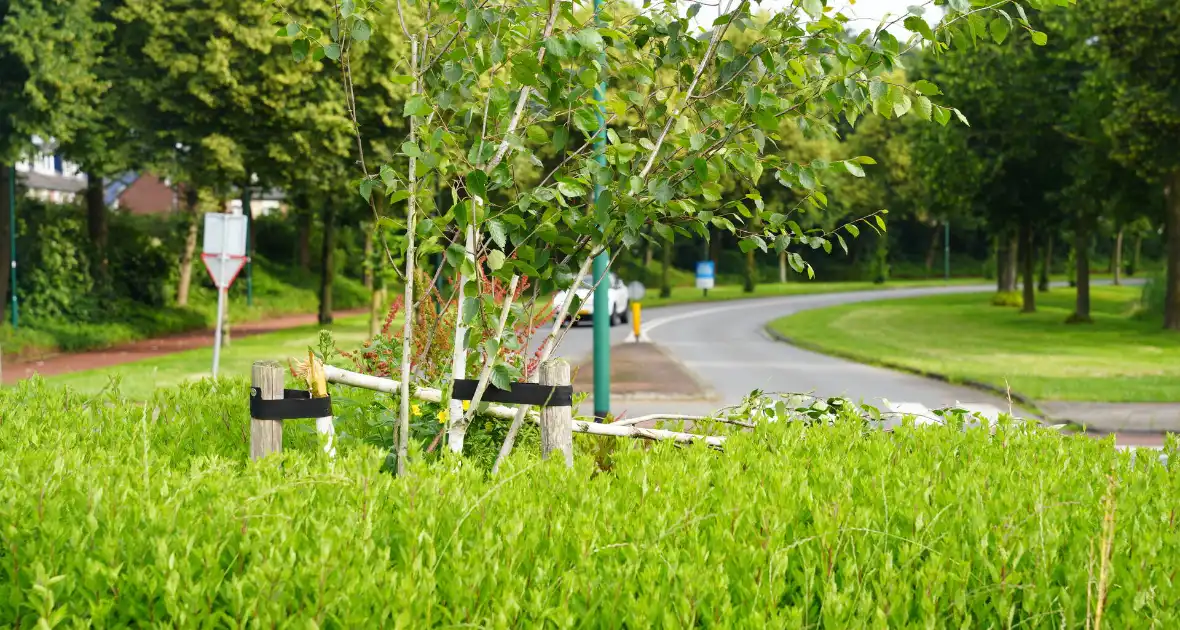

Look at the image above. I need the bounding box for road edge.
[762,324,1048,420]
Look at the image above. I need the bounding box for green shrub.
[1137,268,1166,320]
[2,379,1178,626]
[991,290,1023,307]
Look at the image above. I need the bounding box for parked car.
[554,272,630,326]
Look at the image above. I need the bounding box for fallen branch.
[321,365,725,448]
[610,414,755,430]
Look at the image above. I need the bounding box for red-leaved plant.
[342,258,556,386]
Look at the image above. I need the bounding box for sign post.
[695,261,715,297]
[201,213,248,378]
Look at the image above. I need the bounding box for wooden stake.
[250,360,284,460]
[538,358,573,467]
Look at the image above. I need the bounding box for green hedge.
[1,380,1177,626]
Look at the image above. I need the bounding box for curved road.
[552,283,1022,419]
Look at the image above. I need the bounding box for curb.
[762,324,1048,420]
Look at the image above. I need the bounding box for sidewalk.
[3,309,365,384]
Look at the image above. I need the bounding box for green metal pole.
[243,186,253,306]
[944,220,950,281]
[591,0,610,421]
[8,165,17,329]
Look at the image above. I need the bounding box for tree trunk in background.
[1112,226,1124,286]
[362,224,374,291]
[1131,232,1142,277]
[298,208,312,271]
[709,229,721,271]
[997,231,1018,293]
[86,173,108,287]
[0,166,12,321]
[743,247,756,293]
[1069,216,1092,324]
[1020,223,1036,313]
[1164,171,1180,331]
[319,202,336,326]
[924,222,941,276]
[176,187,200,307]
[779,250,787,283]
[644,239,653,268]
[1038,235,1052,292]
[659,236,673,298]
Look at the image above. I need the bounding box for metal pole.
[9,165,18,329]
[212,215,229,377]
[591,0,610,421]
[242,186,253,307]
[944,220,950,281]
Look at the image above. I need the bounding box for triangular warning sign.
[201,253,247,289]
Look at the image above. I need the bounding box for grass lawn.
[769,284,1180,403]
[45,315,373,399]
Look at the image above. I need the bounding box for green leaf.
[353,19,372,42]
[358,179,374,201]
[854,156,877,165]
[401,141,422,158]
[845,223,860,238]
[292,39,309,62]
[552,126,569,151]
[843,161,865,178]
[802,0,824,18]
[576,28,603,51]
[324,43,341,61]
[487,250,506,271]
[915,95,933,121]
[1030,30,1047,46]
[903,15,935,41]
[286,22,300,37]
[488,219,507,248]
[875,215,887,232]
[391,75,415,85]
[341,0,355,17]
[912,80,941,96]
[932,105,952,126]
[573,108,599,134]
[465,170,488,199]
[527,126,548,144]
[490,364,515,391]
[989,17,1010,44]
[403,95,431,116]
[701,182,722,202]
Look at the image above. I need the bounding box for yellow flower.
[411,403,421,416]
[437,408,448,424]
[462,400,471,411]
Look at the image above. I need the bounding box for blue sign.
[695,261,715,290]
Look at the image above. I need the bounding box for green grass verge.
[1,259,369,358]
[44,314,374,399]
[769,284,1180,402]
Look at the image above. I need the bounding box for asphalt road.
[549,283,1025,418]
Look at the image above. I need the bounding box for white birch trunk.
[447,224,476,453]
[396,37,420,476]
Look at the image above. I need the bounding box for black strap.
[250,388,333,420]
[451,379,573,407]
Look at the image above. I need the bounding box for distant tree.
[1086,0,1180,329]
[0,0,108,315]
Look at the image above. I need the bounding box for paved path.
[3,309,366,384]
[552,283,1023,421]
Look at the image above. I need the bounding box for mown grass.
[770,284,1180,402]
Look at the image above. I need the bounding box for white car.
[555,272,630,326]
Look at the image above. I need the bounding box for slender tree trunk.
[743,247,756,293]
[1164,171,1180,331]
[85,172,108,286]
[1020,222,1036,313]
[1112,226,1124,286]
[176,187,200,307]
[779,250,787,283]
[997,231,1018,293]
[362,223,374,291]
[318,201,336,325]
[1038,235,1052,292]
[660,235,673,298]
[0,166,12,319]
[1069,216,1092,324]
[996,233,1008,293]
[644,239,653,268]
[297,208,312,271]
[924,221,941,276]
[1131,232,1142,277]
